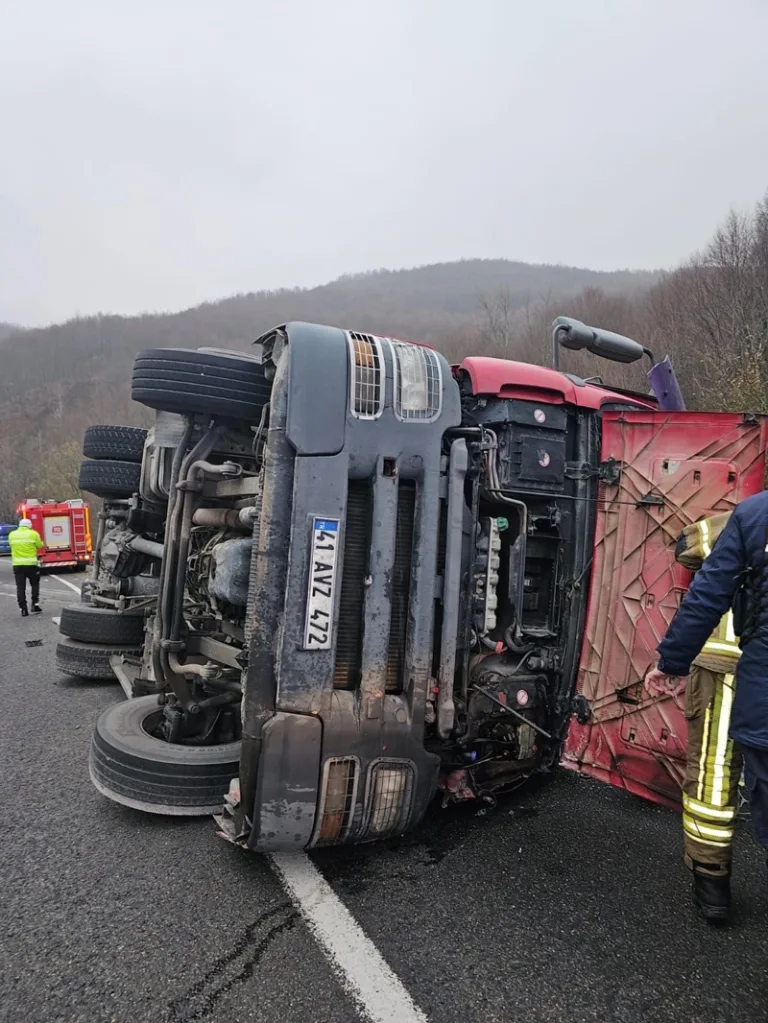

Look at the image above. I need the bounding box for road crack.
[165,902,298,1022]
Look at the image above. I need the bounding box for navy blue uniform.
[657,491,768,851]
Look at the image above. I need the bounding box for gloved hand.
[644,666,688,697]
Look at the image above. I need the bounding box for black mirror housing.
[552,316,648,367]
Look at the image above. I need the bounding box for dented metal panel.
[563,411,768,808]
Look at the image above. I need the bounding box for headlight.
[390,341,442,422]
[312,757,359,846]
[364,760,414,840]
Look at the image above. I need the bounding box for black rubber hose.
[503,622,535,655]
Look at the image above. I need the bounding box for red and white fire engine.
[18,499,92,571]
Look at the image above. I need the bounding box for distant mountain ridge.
[0,258,658,403]
[0,257,659,516]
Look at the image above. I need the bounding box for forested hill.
[0,257,658,517]
[0,259,657,403]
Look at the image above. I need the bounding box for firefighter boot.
[692,865,731,923]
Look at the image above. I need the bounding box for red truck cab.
[452,353,768,810]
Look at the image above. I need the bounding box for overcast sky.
[1,0,767,326]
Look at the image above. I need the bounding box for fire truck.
[57,319,767,852]
[20,499,92,570]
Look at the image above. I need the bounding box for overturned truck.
[63,321,768,850]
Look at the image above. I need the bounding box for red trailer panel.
[562,411,768,808]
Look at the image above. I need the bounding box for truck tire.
[90,696,241,815]
[55,637,142,681]
[59,604,146,645]
[78,459,141,499]
[131,348,270,423]
[83,425,148,463]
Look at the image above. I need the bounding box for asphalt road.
[1,556,767,1023]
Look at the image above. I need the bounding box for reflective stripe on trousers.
[682,668,742,868]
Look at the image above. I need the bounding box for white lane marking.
[49,575,82,594]
[269,852,429,1023]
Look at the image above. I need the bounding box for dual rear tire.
[82,425,148,463]
[78,425,147,500]
[56,604,144,681]
[59,603,145,645]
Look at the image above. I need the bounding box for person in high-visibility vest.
[8,517,43,617]
[646,500,768,925]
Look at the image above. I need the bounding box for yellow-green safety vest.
[8,526,43,567]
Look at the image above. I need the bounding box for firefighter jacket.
[657,491,768,750]
[674,513,741,674]
[8,525,43,566]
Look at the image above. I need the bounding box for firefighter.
[645,495,768,923]
[8,516,43,617]
[645,513,741,921]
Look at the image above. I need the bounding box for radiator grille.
[347,331,385,419]
[333,480,371,689]
[364,761,414,840]
[312,757,359,846]
[386,480,416,693]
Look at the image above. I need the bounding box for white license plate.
[303,517,341,650]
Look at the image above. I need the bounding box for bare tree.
[642,192,768,412]
[28,440,83,501]
[477,286,516,358]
